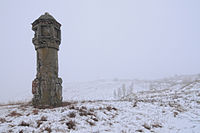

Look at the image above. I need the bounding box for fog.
[0,0,199,102]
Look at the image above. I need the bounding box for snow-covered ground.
[0,74,200,132]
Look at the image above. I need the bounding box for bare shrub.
[32,109,39,115]
[61,108,65,113]
[19,107,26,111]
[89,108,94,112]
[79,111,88,116]
[7,111,22,117]
[44,127,52,133]
[69,105,75,110]
[106,106,117,111]
[143,123,151,130]
[0,118,6,123]
[114,82,135,99]
[135,129,143,132]
[174,112,178,117]
[112,107,117,111]
[37,120,43,127]
[79,107,94,116]
[106,106,112,111]
[98,107,103,110]
[86,120,95,126]
[40,116,47,121]
[9,124,15,127]
[68,112,76,118]
[81,106,87,110]
[66,120,76,130]
[8,129,13,133]
[133,100,137,107]
[19,121,30,127]
[81,100,86,103]
[92,117,98,122]
[152,123,162,128]
[162,110,165,113]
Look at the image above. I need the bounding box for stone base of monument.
[32,77,63,108]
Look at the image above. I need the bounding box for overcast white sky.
[0,0,200,101]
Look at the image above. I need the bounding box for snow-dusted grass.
[0,98,199,133]
[0,75,200,132]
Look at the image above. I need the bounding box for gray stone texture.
[32,13,62,107]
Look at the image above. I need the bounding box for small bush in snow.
[106,106,112,111]
[81,106,87,110]
[68,112,76,118]
[143,123,151,130]
[66,120,76,130]
[37,120,42,128]
[18,121,30,127]
[0,118,6,123]
[152,123,162,128]
[40,116,47,121]
[86,119,95,126]
[133,100,137,107]
[44,127,52,133]
[69,105,75,110]
[7,111,22,117]
[32,109,39,115]
[92,117,98,122]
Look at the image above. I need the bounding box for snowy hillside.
[0,74,200,132]
[63,79,151,101]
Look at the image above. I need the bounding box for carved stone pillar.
[32,12,62,107]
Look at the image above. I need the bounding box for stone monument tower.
[32,12,62,107]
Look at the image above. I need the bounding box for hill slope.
[0,74,200,132]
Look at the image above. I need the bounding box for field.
[0,75,200,132]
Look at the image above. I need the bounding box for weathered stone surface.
[32,12,62,107]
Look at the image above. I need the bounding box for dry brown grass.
[135,129,143,132]
[152,123,162,128]
[7,111,22,117]
[69,105,75,110]
[68,112,76,118]
[40,116,47,121]
[174,112,178,117]
[81,106,87,110]
[0,101,30,107]
[143,123,151,130]
[86,120,95,126]
[0,118,6,123]
[32,109,39,115]
[79,109,95,116]
[18,121,30,127]
[106,106,112,111]
[66,120,76,130]
[37,120,43,128]
[44,127,52,133]
[92,117,98,122]
[62,101,78,107]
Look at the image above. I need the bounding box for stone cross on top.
[31,12,63,108]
